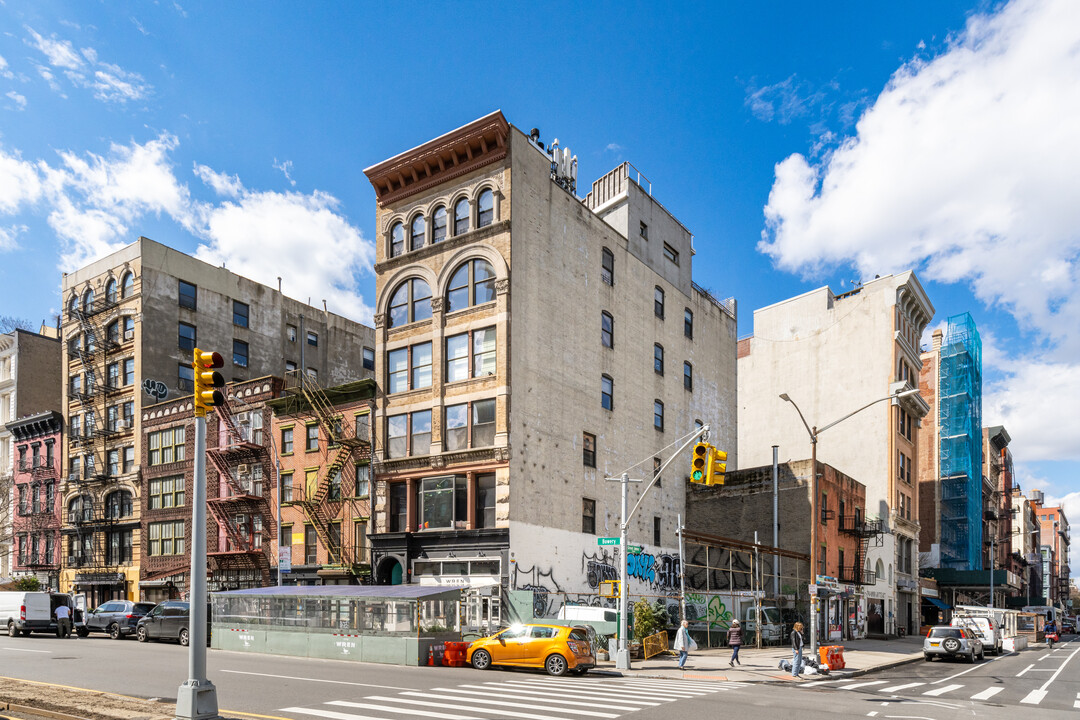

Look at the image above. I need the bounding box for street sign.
[808,584,818,595]
[278,547,291,574]
[597,537,620,546]
[627,545,643,554]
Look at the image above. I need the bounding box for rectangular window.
[445,403,468,451]
[281,427,293,454]
[354,520,368,563]
[473,328,496,376]
[601,375,613,411]
[654,516,662,546]
[123,446,134,473]
[178,322,196,352]
[148,521,185,556]
[387,414,407,459]
[287,325,297,342]
[233,300,249,328]
[653,400,664,431]
[388,342,433,392]
[411,342,432,389]
[70,375,81,395]
[233,339,249,367]
[684,309,693,339]
[654,344,664,374]
[178,363,194,391]
[307,331,318,347]
[583,432,596,468]
[304,525,317,564]
[819,545,827,575]
[281,472,293,503]
[178,280,197,310]
[389,483,407,532]
[355,412,370,443]
[654,287,665,319]
[106,529,133,565]
[362,347,375,371]
[601,312,613,348]
[684,362,693,391]
[280,523,293,547]
[285,360,297,373]
[445,334,468,383]
[601,248,614,286]
[472,399,495,447]
[582,498,596,535]
[663,242,679,264]
[305,423,319,452]
[107,449,119,476]
[149,476,185,509]
[640,221,648,239]
[418,475,460,530]
[388,347,408,393]
[821,492,828,524]
[123,358,134,385]
[354,464,370,497]
[148,426,186,466]
[476,473,497,529]
[898,451,912,484]
[410,410,432,456]
[107,362,120,388]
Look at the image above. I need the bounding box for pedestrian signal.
[600,580,620,598]
[193,349,225,416]
[691,442,710,484]
[707,449,728,485]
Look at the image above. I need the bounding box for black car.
[136,601,210,646]
[77,600,156,639]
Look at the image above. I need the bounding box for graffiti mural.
[509,563,563,618]
[626,551,681,592]
[582,549,619,590]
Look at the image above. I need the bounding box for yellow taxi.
[467,623,596,676]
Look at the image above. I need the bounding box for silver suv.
[924,625,984,663]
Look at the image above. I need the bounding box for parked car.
[924,625,983,663]
[467,623,596,676]
[1061,617,1076,634]
[136,601,212,646]
[77,600,156,639]
[951,615,1002,655]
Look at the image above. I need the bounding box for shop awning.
[924,596,951,611]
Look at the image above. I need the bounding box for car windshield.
[762,608,782,624]
[930,628,963,639]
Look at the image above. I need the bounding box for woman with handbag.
[728,619,742,666]
[674,619,697,670]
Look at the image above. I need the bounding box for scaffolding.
[939,312,983,570]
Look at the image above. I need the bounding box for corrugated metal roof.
[212,584,461,600]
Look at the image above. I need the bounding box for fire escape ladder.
[206,449,249,498]
[206,500,252,552]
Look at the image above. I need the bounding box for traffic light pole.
[175,413,221,720]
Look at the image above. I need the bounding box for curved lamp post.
[779,388,918,655]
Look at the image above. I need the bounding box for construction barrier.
[643,630,669,659]
[443,641,470,667]
[818,645,845,670]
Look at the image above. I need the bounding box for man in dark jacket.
[790,621,805,677]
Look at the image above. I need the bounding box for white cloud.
[5,90,27,111]
[0,147,43,214]
[984,359,1080,462]
[87,63,150,103]
[0,224,26,251]
[0,54,13,80]
[194,163,244,198]
[26,27,84,70]
[273,158,296,187]
[1043,490,1079,575]
[25,26,151,104]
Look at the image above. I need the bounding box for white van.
[556,605,618,624]
[0,591,77,636]
[951,615,1002,655]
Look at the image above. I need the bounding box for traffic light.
[691,442,710,484]
[707,448,728,486]
[193,349,225,416]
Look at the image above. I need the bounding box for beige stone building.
[59,237,374,603]
[363,112,737,624]
[737,272,932,636]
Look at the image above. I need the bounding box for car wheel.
[76,627,89,638]
[137,626,149,642]
[179,628,190,647]
[968,650,976,663]
[471,649,491,670]
[546,654,569,677]
[109,623,123,640]
[7,622,17,638]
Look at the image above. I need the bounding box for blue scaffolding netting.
[938,312,983,570]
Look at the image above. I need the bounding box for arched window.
[105,278,118,303]
[653,400,664,431]
[684,362,693,391]
[654,286,665,319]
[447,259,495,312]
[121,272,134,298]
[601,248,614,285]
[389,222,405,258]
[105,490,133,519]
[68,495,92,523]
[477,189,494,228]
[68,295,78,317]
[387,278,432,328]
[82,288,95,313]
[601,311,613,348]
[454,198,470,235]
[410,215,426,252]
[875,558,885,581]
[654,344,664,375]
[432,206,447,243]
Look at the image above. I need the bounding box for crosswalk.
[279,677,749,720]
[799,676,1059,706]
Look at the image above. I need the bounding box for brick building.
[8,411,64,590]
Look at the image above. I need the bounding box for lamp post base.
[176,679,222,720]
[614,648,632,670]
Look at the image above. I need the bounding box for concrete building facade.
[363,112,738,625]
[59,237,375,601]
[737,272,933,635]
[0,329,62,577]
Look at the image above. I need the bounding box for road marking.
[1020,690,1047,705]
[969,687,1004,700]
[439,687,646,712]
[220,669,411,691]
[802,678,855,688]
[329,700,475,719]
[1017,663,1034,677]
[608,680,717,692]
[929,652,1007,684]
[867,713,878,717]
[0,647,51,653]
[879,683,925,693]
[501,679,679,700]
[1074,692,1080,709]
[283,708,426,720]
[842,680,889,690]
[922,684,964,697]
[392,693,614,720]
[484,682,662,705]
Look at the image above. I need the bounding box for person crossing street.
[728,619,742,667]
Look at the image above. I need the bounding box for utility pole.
[677,513,686,622]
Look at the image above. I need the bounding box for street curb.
[591,654,926,682]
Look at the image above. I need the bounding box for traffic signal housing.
[193,349,225,416]
[691,442,710,484]
[707,448,728,486]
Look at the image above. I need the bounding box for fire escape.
[23,457,61,573]
[280,373,371,576]
[838,514,885,585]
[205,401,275,587]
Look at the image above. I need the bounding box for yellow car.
[467,623,596,676]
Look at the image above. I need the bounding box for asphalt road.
[1,632,1077,720]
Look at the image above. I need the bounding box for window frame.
[178,280,197,310]
[601,247,614,286]
[233,300,250,328]
[582,498,596,535]
[432,205,448,244]
[305,423,319,452]
[654,344,664,375]
[232,339,249,368]
[583,432,596,468]
[178,322,196,352]
[387,278,433,328]
[387,341,433,394]
[477,188,494,227]
[454,198,470,235]
[684,308,693,339]
[683,362,693,391]
[653,400,664,431]
[389,222,405,257]
[410,214,426,252]
[663,242,679,264]
[601,375,614,411]
[446,259,496,313]
[601,311,614,348]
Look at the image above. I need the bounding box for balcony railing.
[839,515,885,536]
[838,566,877,585]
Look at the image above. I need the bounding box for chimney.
[931,328,943,352]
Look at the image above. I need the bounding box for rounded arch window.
[68,495,92,522]
[454,198,470,235]
[432,206,447,243]
[121,271,135,298]
[875,558,885,580]
[82,287,95,313]
[477,189,494,228]
[410,215,426,252]
[447,259,495,312]
[105,278,118,303]
[387,278,432,328]
[389,222,405,258]
[68,295,78,316]
[105,489,133,519]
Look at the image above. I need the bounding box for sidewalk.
[594,636,927,682]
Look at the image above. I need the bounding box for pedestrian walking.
[674,619,696,670]
[728,619,742,667]
[790,621,805,678]
[55,603,72,639]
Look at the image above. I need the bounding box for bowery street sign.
[597,537,620,546]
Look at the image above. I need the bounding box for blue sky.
[1,2,1077,541]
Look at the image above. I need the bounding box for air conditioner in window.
[236,412,251,424]
[66,556,77,566]
[117,419,130,430]
[237,463,250,474]
[67,474,79,484]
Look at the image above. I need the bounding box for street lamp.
[779,387,918,655]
